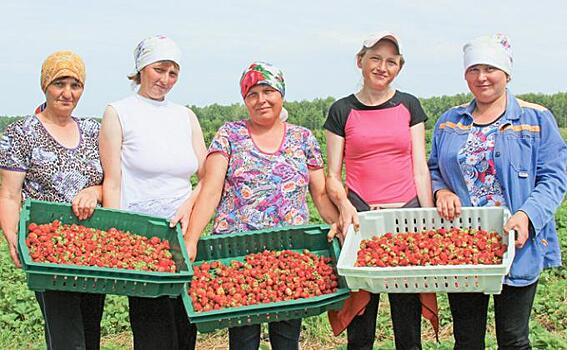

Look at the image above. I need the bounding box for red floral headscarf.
[239,61,285,98]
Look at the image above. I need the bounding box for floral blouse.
[209,120,323,234]
[457,119,506,207]
[0,115,103,203]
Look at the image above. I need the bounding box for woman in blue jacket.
[428,33,567,349]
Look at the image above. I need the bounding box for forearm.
[102,180,121,209]
[414,172,434,207]
[326,174,351,210]
[0,196,22,238]
[519,120,567,232]
[186,182,202,206]
[313,192,339,224]
[185,188,221,244]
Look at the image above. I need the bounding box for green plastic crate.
[18,199,192,297]
[182,224,350,332]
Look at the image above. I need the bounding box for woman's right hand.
[72,186,99,220]
[338,202,360,238]
[3,231,21,268]
[435,189,462,221]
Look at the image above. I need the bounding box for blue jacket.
[428,91,567,286]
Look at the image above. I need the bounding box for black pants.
[228,319,302,350]
[35,291,105,350]
[129,296,197,350]
[347,293,422,350]
[346,192,423,350]
[448,281,538,350]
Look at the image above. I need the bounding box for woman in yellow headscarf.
[0,51,105,349]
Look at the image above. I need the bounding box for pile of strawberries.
[356,228,507,267]
[25,220,177,272]
[189,249,339,312]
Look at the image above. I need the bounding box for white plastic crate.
[337,207,515,295]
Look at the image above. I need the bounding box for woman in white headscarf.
[429,34,567,349]
[100,35,206,350]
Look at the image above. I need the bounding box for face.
[357,40,402,91]
[45,77,84,114]
[138,61,179,100]
[244,85,283,124]
[465,64,508,104]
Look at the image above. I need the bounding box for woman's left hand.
[326,223,344,244]
[72,187,98,220]
[504,210,531,248]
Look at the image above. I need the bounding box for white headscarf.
[129,35,182,78]
[463,34,513,78]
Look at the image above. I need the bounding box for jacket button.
[495,151,501,157]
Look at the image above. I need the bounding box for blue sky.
[0,0,565,117]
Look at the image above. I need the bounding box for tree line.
[2,92,566,146]
[190,92,567,145]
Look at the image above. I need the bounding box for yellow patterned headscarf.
[40,51,86,92]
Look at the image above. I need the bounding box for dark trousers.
[228,319,302,350]
[448,281,538,350]
[347,293,422,350]
[35,291,105,350]
[346,193,423,350]
[129,296,197,350]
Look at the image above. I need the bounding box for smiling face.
[244,84,283,125]
[138,61,179,101]
[465,64,508,104]
[357,40,402,91]
[45,77,84,114]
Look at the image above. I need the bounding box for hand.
[3,231,21,268]
[326,223,344,244]
[504,211,530,248]
[338,202,360,237]
[435,189,461,221]
[170,198,195,236]
[72,187,98,220]
[184,237,198,262]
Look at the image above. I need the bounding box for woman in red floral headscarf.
[185,61,340,350]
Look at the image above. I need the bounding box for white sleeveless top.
[109,94,198,219]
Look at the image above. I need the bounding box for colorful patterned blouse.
[0,115,103,203]
[457,119,506,207]
[209,120,323,234]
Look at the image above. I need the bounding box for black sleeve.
[323,98,351,137]
[406,94,428,127]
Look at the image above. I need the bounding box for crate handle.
[146,219,170,227]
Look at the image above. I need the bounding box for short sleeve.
[304,129,324,169]
[0,121,30,172]
[323,99,350,137]
[408,96,428,127]
[208,123,232,158]
[78,118,101,141]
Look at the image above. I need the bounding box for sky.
[0,0,565,117]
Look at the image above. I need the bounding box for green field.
[1,106,566,349]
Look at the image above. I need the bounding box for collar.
[136,93,168,107]
[458,90,521,123]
